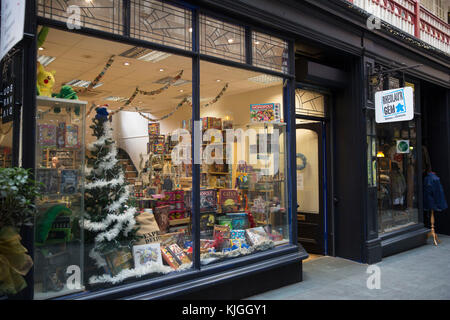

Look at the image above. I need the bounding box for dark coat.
[423,172,448,212]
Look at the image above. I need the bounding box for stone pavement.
[246,234,450,300]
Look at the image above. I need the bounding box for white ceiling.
[39,27,282,116]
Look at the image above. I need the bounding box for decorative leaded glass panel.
[199,15,245,63]
[295,89,325,118]
[37,0,123,34]
[130,0,192,51]
[252,31,288,74]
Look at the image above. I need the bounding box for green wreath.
[296,153,307,170]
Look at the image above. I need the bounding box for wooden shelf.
[208,172,229,175]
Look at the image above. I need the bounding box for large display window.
[198,61,290,265]
[367,76,420,235]
[30,20,292,298]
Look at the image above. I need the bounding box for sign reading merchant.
[375,87,414,123]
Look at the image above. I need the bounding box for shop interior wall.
[111,84,284,172]
[422,84,450,235]
[296,128,320,214]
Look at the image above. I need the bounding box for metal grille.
[37,0,123,34]
[252,31,288,74]
[130,0,192,51]
[199,14,245,63]
[295,89,325,118]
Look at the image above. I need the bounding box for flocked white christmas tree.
[82,106,139,260]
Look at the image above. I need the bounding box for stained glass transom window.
[199,15,246,63]
[252,31,288,74]
[130,0,192,51]
[38,0,123,34]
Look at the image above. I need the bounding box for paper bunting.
[137,70,184,96]
[134,82,229,122]
[135,97,190,122]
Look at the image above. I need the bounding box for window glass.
[368,74,419,234]
[199,15,246,63]
[38,0,123,34]
[130,0,193,51]
[295,89,325,118]
[198,61,290,266]
[33,26,194,298]
[252,31,288,74]
[375,119,419,234]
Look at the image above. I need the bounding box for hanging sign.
[1,81,14,123]
[375,87,414,123]
[0,0,26,61]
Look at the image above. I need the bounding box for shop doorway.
[295,87,331,255]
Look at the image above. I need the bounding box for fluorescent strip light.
[104,96,128,102]
[137,51,172,62]
[248,74,282,84]
[65,79,103,88]
[38,55,56,67]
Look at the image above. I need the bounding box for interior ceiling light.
[124,62,130,66]
[65,79,103,89]
[37,55,56,67]
[188,27,193,32]
[376,151,385,158]
[38,47,44,51]
[227,38,234,44]
[159,68,164,72]
[138,51,172,63]
[248,74,282,84]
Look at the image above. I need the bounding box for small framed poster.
[133,243,163,268]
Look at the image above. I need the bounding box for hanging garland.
[198,82,229,108]
[108,70,185,117]
[134,82,229,122]
[137,70,184,96]
[76,55,116,94]
[135,97,190,122]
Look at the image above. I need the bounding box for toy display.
[37,62,56,97]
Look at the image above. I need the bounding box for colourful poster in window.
[250,103,281,122]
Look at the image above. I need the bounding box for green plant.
[0,168,42,229]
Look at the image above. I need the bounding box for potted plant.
[0,167,41,296]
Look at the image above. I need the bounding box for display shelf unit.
[34,96,86,299]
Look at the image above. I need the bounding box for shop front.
[0,0,448,300]
[1,0,310,300]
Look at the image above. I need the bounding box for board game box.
[219,189,239,213]
[250,103,281,123]
[200,189,217,212]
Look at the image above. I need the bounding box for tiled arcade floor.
[246,234,450,300]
